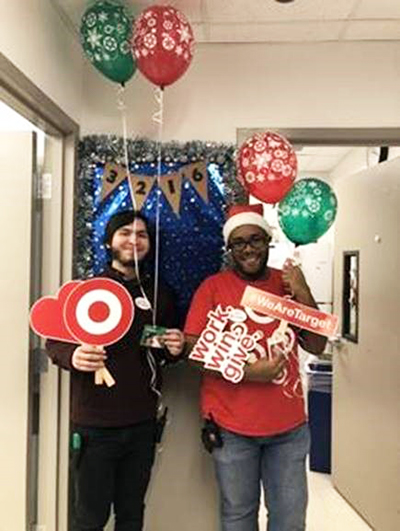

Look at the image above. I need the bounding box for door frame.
[0,51,79,531]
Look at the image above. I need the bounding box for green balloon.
[278,178,338,245]
[80,0,136,84]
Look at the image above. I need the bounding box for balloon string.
[116,85,149,303]
[152,87,164,325]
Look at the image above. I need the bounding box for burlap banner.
[101,161,208,215]
[180,161,208,203]
[102,162,128,201]
[158,172,183,215]
[129,174,156,211]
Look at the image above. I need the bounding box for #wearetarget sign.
[240,286,338,337]
[189,288,338,384]
[30,278,134,387]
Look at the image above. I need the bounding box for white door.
[0,131,35,531]
[333,157,400,531]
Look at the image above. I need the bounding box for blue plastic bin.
[307,362,332,473]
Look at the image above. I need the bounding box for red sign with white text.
[240,286,338,338]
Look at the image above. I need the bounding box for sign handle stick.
[94,367,116,387]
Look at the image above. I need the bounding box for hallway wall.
[81,41,400,142]
[0,0,83,123]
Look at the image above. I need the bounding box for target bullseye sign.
[64,279,134,346]
[30,278,135,387]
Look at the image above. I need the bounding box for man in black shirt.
[47,210,184,531]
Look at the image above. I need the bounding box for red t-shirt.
[184,268,306,436]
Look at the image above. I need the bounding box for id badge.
[140,324,167,348]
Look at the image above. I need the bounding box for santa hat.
[223,204,273,244]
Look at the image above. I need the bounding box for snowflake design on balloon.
[144,33,157,49]
[103,36,117,52]
[254,151,272,171]
[307,199,320,213]
[98,11,108,22]
[87,28,102,49]
[163,34,176,51]
[253,140,267,152]
[282,164,294,177]
[86,13,97,28]
[268,138,282,149]
[271,159,284,172]
[120,41,130,54]
[274,149,288,159]
[178,24,192,44]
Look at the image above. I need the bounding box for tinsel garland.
[75,135,246,279]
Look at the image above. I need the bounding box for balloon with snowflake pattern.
[80,0,136,84]
[132,5,195,88]
[237,131,298,204]
[277,178,338,245]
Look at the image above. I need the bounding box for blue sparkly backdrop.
[76,136,247,321]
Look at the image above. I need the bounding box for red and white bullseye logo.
[64,278,134,345]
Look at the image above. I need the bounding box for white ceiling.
[49,0,397,172]
[52,0,400,43]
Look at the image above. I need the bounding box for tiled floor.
[259,471,373,531]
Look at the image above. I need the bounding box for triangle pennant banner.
[102,163,128,200]
[129,174,156,211]
[158,172,183,215]
[183,161,208,203]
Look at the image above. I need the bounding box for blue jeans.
[212,423,310,531]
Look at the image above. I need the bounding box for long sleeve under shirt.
[46,267,179,427]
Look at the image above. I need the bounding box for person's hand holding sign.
[72,344,115,386]
[282,259,312,302]
[72,344,107,371]
[162,329,185,357]
[244,353,287,383]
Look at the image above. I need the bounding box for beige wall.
[0,0,83,123]
[332,158,400,531]
[81,41,400,141]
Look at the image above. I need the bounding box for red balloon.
[237,131,298,204]
[133,5,195,88]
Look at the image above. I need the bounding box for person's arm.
[282,261,327,355]
[46,339,77,370]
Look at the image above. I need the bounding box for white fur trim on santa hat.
[223,212,273,243]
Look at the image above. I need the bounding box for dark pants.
[71,420,156,531]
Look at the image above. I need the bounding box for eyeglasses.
[228,234,270,252]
